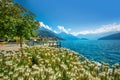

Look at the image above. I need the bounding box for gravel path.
[0,44,20,51]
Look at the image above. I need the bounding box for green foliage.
[31,31,38,38]
[0,0,40,47]
[0,0,19,37]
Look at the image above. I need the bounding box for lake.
[61,40,120,66]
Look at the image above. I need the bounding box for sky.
[14,0,120,36]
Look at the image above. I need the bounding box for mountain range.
[98,32,120,40]
[36,27,61,39]
[36,27,120,40]
[36,27,79,40]
[77,31,120,40]
[58,32,79,40]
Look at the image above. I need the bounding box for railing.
[48,41,61,48]
[26,40,62,48]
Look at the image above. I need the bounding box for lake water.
[61,40,120,66]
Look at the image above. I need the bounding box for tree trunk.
[20,36,22,48]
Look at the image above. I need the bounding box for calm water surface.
[61,40,120,65]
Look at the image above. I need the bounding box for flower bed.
[0,46,120,80]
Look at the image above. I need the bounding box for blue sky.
[15,0,120,36]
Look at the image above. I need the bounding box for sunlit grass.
[0,46,120,80]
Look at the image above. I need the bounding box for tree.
[0,0,40,47]
[15,8,40,47]
[0,0,19,38]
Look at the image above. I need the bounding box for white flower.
[0,73,3,77]
[0,59,2,62]
[60,64,68,70]
[46,67,53,73]
[39,68,43,72]
[5,61,12,66]
[18,77,24,80]
[13,73,19,78]
[25,72,30,76]
[9,71,13,75]
[28,77,34,80]
[32,64,39,70]
[55,67,59,71]
[55,72,61,77]
[49,75,56,80]
[45,59,49,63]
[3,75,9,80]
[26,68,31,73]
[31,71,39,76]
[19,68,25,73]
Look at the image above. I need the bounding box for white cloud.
[40,22,45,27]
[39,22,58,34]
[71,23,120,36]
[45,25,52,31]
[40,22,52,31]
[57,26,71,34]
[53,30,58,33]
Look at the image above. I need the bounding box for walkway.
[0,44,20,51]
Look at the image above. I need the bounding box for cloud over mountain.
[39,22,120,38]
[39,22,57,33]
[57,26,71,34]
[40,22,52,31]
[71,23,120,36]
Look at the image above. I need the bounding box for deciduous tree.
[0,0,40,47]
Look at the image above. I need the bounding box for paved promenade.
[0,44,20,51]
